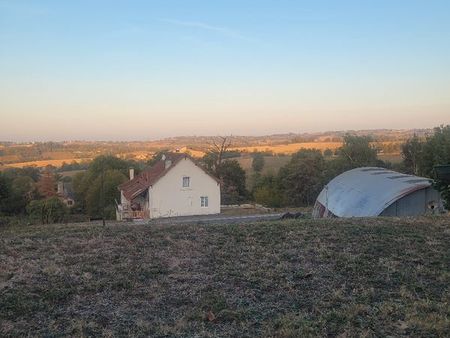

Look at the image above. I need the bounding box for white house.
[117,153,220,220]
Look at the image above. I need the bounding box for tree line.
[1,125,449,224]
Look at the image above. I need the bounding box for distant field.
[1,158,90,169]
[233,142,342,154]
[1,217,448,337]
[236,155,291,175]
[378,153,403,164]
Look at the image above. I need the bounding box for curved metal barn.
[313,167,443,218]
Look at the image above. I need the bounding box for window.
[200,196,209,207]
[182,176,190,187]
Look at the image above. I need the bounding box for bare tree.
[211,136,232,169]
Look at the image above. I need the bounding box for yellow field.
[2,158,89,169]
[232,142,342,154]
[179,147,206,158]
[41,151,77,160]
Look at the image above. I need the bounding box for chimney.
[129,168,134,180]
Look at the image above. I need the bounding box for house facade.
[117,153,220,220]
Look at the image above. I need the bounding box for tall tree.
[203,136,232,173]
[72,155,131,218]
[414,125,450,208]
[37,167,57,198]
[252,152,265,173]
[401,135,422,175]
[418,125,450,177]
[216,160,247,204]
[279,149,326,206]
[337,134,379,169]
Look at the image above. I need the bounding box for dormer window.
[182,176,190,187]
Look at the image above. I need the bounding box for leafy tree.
[27,197,68,224]
[0,173,38,215]
[12,176,36,201]
[216,160,247,204]
[72,155,135,215]
[3,167,40,182]
[278,149,326,206]
[417,125,450,177]
[401,135,423,175]
[252,152,265,173]
[85,170,128,218]
[414,125,450,208]
[252,173,283,207]
[336,134,379,169]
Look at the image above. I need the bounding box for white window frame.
[200,196,209,207]
[182,176,190,188]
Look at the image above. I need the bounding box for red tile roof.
[118,153,218,201]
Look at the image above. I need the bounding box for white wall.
[148,158,220,218]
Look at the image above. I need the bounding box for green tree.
[278,149,326,206]
[252,152,265,173]
[27,197,68,224]
[72,155,133,217]
[252,173,283,207]
[401,135,423,175]
[216,160,247,204]
[85,170,128,219]
[418,125,450,177]
[336,134,379,169]
[415,125,450,208]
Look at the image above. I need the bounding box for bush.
[26,197,69,224]
[253,186,283,208]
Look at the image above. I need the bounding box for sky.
[1,0,450,141]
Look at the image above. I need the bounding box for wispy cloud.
[160,19,256,42]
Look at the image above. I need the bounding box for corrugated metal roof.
[315,167,433,217]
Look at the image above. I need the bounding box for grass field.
[1,217,448,337]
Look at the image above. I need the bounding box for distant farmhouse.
[313,167,443,218]
[117,153,220,220]
[57,181,75,207]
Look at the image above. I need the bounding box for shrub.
[26,197,69,224]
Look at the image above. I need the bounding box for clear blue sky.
[1,0,449,141]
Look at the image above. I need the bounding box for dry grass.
[232,142,342,155]
[0,217,449,337]
[2,158,89,169]
[236,155,291,174]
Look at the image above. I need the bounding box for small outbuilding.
[313,167,443,218]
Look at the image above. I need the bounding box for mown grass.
[0,217,449,337]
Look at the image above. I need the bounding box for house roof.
[314,167,433,217]
[119,153,219,201]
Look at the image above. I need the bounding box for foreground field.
[1,217,449,337]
